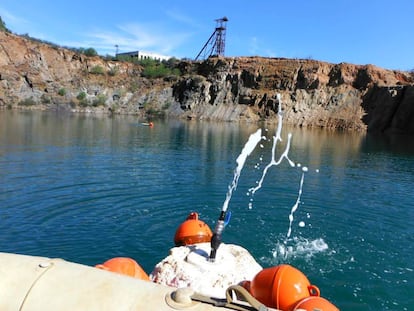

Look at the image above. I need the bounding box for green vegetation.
[58,88,66,96]
[0,16,10,32]
[1,15,183,80]
[76,91,88,106]
[41,94,51,104]
[90,65,105,75]
[76,93,108,108]
[76,91,87,100]
[128,80,139,93]
[1,16,183,81]
[18,97,37,106]
[108,66,119,76]
[141,63,179,78]
[142,58,181,78]
[78,99,89,107]
[115,56,181,79]
[80,48,98,57]
[92,94,107,107]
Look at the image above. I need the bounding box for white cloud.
[117,23,165,49]
[82,22,192,56]
[0,6,194,58]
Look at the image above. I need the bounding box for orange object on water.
[95,257,150,281]
[174,212,213,246]
[248,264,320,311]
[293,296,339,311]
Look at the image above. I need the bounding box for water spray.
[209,93,317,261]
[249,94,295,197]
[246,94,319,244]
[209,129,263,262]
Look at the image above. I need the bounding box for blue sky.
[1,0,413,70]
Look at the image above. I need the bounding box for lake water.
[0,110,413,310]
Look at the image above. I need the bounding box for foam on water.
[270,237,329,263]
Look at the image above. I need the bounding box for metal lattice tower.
[195,17,228,61]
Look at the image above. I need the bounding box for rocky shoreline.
[1,31,413,134]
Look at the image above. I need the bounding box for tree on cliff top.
[0,16,10,33]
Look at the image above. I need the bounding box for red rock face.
[1,31,413,133]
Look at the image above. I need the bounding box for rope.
[226,285,270,311]
[191,285,273,311]
[19,261,54,311]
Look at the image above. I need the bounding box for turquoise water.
[0,110,413,310]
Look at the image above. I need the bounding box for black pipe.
[209,211,226,262]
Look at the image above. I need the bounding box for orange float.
[174,212,213,246]
[95,257,150,281]
[247,264,320,311]
[293,296,339,311]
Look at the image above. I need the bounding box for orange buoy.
[293,296,339,311]
[240,280,251,292]
[174,212,213,246]
[149,122,154,127]
[95,257,150,281]
[248,264,320,311]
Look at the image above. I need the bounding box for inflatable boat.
[0,213,339,311]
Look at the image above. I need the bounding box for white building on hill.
[116,50,172,62]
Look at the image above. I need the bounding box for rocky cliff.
[1,31,413,134]
[174,58,414,134]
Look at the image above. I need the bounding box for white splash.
[246,94,320,239]
[249,95,295,196]
[286,171,305,238]
[271,237,329,261]
[222,129,262,212]
[223,93,321,243]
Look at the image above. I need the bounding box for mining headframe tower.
[195,17,228,61]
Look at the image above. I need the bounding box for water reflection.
[281,126,365,167]
[362,132,414,155]
[1,110,414,310]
